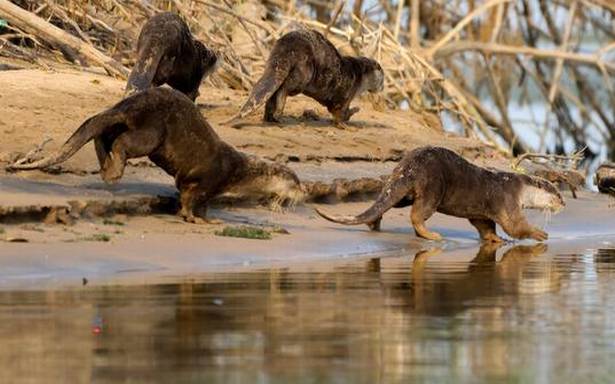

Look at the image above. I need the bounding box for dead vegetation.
[0,0,613,163]
[512,148,586,197]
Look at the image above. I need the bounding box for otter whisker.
[288,197,299,210]
[269,196,284,213]
[538,208,552,229]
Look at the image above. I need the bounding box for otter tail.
[124,48,165,96]
[222,62,290,124]
[315,176,411,226]
[7,112,123,171]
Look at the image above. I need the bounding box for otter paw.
[531,229,548,242]
[367,220,381,231]
[102,156,124,184]
[181,214,223,225]
[264,114,282,124]
[101,171,122,184]
[334,121,351,130]
[183,216,207,224]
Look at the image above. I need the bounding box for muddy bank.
[0,168,388,225]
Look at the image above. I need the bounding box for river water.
[1,244,614,383]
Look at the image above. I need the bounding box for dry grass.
[0,0,613,159]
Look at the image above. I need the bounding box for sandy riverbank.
[1,68,613,290]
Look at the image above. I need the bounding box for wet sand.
[1,190,613,290]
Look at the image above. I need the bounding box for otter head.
[356,57,385,94]
[224,155,306,208]
[194,40,219,78]
[519,175,565,213]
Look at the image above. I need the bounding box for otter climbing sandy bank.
[229,28,384,126]
[125,12,218,101]
[8,87,304,223]
[316,146,565,242]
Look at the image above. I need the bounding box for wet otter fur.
[230,28,384,126]
[595,162,615,195]
[125,12,218,101]
[7,88,304,223]
[316,146,565,242]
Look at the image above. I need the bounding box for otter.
[316,146,565,242]
[595,162,615,195]
[125,12,218,101]
[229,28,384,126]
[7,88,304,223]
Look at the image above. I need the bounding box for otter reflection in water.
[408,243,558,316]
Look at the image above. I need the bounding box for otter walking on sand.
[230,28,384,126]
[8,88,304,223]
[125,12,218,101]
[316,146,565,242]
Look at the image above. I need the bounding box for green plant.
[103,218,125,226]
[215,226,272,240]
[83,233,111,242]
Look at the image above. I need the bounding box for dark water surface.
[2,244,615,383]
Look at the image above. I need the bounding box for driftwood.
[513,149,586,198]
[0,0,128,78]
[533,168,585,199]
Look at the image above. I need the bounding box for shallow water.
[1,244,615,383]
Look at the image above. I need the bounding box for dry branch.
[409,0,420,48]
[434,41,615,73]
[512,148,586,169]
[427,0,513,57]
[0,0,128,78]
[548,0,578,104]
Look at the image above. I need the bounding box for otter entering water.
[316,146,565,242]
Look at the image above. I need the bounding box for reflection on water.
[1,245,615,383]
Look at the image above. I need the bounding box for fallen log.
[0,0,128,78]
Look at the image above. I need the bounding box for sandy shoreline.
[1,68,613,290]
[0,191,613,290]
